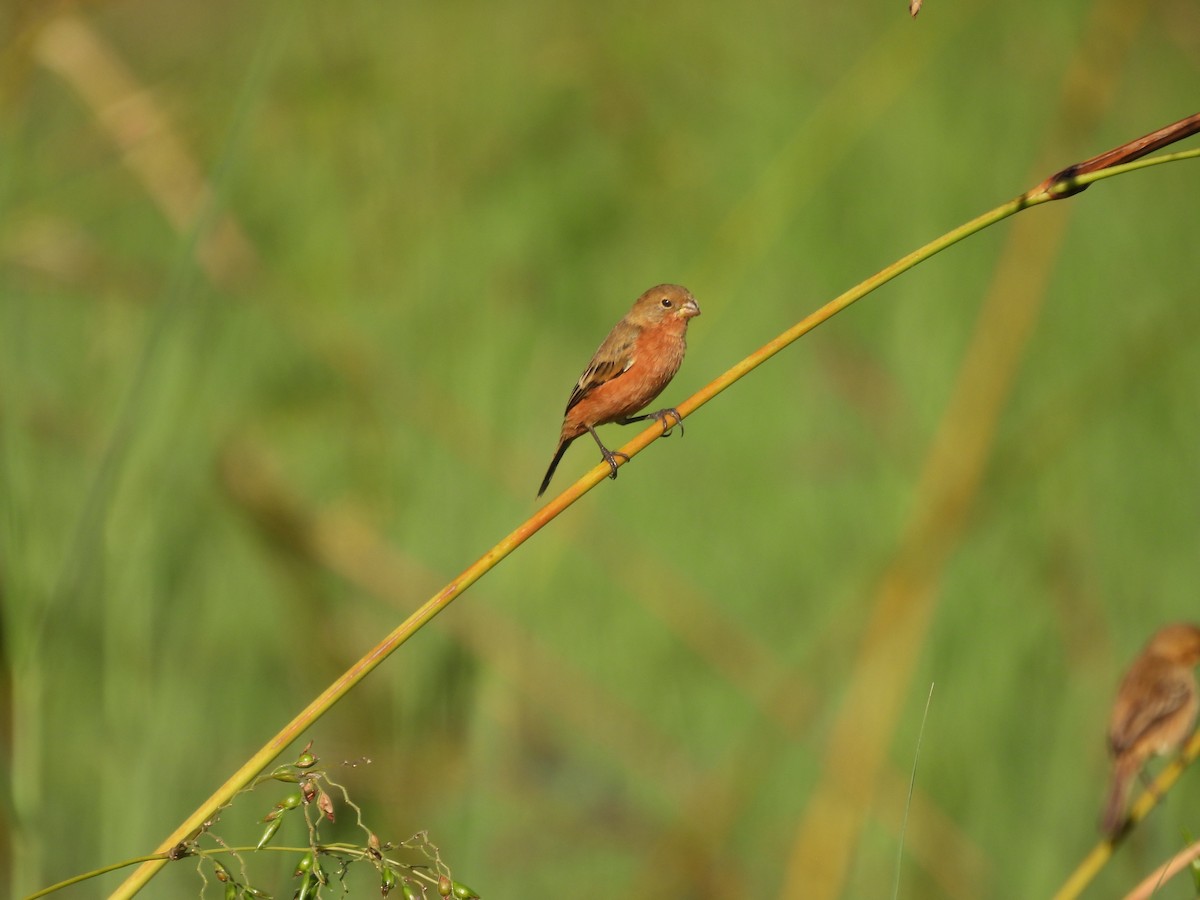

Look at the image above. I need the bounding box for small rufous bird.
[1100,622,1200,836]
[537,284,701,497]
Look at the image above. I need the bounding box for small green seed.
[255,815,283,850]
[381,867,397,896]
[280,792,303,810]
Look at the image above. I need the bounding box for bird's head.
[1146,623,1200,665]
[628,284,701,327]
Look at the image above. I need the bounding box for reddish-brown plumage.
[537,284,701,497]
[1100,622,1200,836]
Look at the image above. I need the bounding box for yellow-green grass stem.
[104,144,1199,899]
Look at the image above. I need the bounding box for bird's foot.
[601,448,629,479]
[648,407,684,437]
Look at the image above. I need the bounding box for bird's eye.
[660,297,673,308]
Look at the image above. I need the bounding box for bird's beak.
[681,297,701,318]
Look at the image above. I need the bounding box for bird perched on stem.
[537,284,701,498]
[1100,622,1200,836]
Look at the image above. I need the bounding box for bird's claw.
[603,449,630,479]
[650,408,684,438]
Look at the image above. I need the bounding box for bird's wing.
[564,322,639,414]
[1110,668,1193,752]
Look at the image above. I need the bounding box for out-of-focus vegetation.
[2,0,1199,897]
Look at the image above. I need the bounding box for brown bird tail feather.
[1100,762,1134,836]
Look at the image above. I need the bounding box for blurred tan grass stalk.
[778,0,1152,895]
[32,12,258,288]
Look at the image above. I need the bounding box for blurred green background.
[2,0,1199,897]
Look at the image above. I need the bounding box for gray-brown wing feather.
[1110,672,1192,752]
[564,326,639,414]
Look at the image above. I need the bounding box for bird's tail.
[1100,758,1136,836]
[537,438,574,498]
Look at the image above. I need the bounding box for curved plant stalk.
[1122,836,1200,900]
[96,116,1200,899]
[26,843,453,900]
[25,857,164,900]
